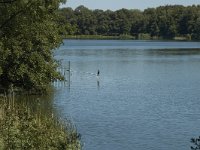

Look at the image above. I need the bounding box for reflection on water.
[54,40,200,150]
[97,79,100,90]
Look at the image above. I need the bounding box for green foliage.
[59,5,200,40]
[0,0,66,92]
[192,17,200,40]
[74,5,97,35]
[0,96,81,149]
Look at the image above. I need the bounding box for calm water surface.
[54,40,200,150]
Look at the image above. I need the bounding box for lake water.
[54,40,200,150]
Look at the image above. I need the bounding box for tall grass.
[0,93,81,150]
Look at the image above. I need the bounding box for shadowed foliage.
[0,0,66,92]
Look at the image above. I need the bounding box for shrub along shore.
[0,94,81,150]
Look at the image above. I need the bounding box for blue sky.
[61,0,200,10]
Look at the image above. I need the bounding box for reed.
[0,94,81,150]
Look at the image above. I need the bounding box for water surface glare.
[54,40,200,150]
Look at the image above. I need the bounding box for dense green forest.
[59,5,200,40]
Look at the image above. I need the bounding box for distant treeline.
[59,5,200,40]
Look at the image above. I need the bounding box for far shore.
[64,34,194,41]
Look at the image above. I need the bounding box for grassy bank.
[65,34,194,41]
[65,34,135,40]
[0,94,81,150]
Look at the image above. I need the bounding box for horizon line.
[60,4,200,11]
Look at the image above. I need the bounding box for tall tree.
[0,0,66,92]
[94,9,110,35]
[192,17,200,40]
[144,8,159,37]
[59,7,78,35]
[75,5,97,35]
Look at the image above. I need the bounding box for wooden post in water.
[68,61,71,88]
[53,61,71,88]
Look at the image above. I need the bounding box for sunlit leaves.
[0,0,66,92]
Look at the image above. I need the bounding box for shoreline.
[64,35,195,41]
